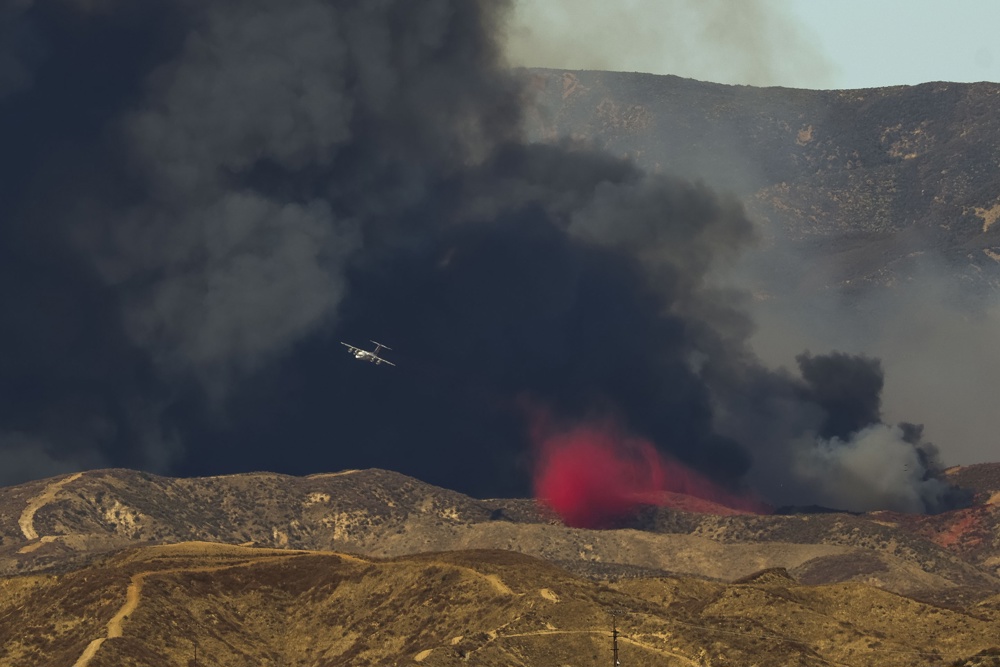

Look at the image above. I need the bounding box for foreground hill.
[3,541,1000,667]
[2,467,999,606]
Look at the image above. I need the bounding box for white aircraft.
[340,340,395,366]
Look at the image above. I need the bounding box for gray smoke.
[0,0,966,513]
[504,0,836,88]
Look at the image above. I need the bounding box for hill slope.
[2,468,998,603]
[3,542,1000,667]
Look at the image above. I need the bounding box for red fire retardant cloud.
[532,421,768,528]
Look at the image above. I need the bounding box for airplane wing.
[340,342,362,354]
[373,356,396,367]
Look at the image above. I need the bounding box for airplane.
[340,340,395,366]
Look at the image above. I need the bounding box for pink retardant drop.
[531,421,768,528]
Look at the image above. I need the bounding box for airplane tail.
[370,340,392,351]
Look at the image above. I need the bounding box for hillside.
[525,69,1000,293]
[3,468,1000,665]
[3,542,1000,667]
[3,468,998,601]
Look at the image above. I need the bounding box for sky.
[506,0,1000,89]
[0,0,990,513]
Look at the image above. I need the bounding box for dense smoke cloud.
[748,265,1000,471]
[797,352,883,441]
[0,0,964,513]
[0,2,40,99]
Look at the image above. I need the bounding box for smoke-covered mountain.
[526,69,1000,292]
[520,68,1000,488]
[1,0,992,519]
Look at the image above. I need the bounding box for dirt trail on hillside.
[306,469,361,479]
[71,553,303,667]
[509,630,698,666]
[17,535,58,554]
[18,472,83,541]
[462,628,700,667]
[620,635,701,667]
[482,573,514,595]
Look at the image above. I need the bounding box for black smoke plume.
[0,0,964,512]
[797,351,883,441]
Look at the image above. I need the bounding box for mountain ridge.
[3,466,998,601]
[525,68,1000,293]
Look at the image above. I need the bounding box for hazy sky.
[506,0,1000,89]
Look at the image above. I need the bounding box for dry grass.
[0,542,997,667]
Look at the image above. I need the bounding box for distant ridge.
[526,69,1000,293]
[1,466,998,600]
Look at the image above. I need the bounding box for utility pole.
[610,610,622,666]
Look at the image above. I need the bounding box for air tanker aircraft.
[340,340,395,366]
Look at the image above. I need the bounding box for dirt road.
[18,472,83,541]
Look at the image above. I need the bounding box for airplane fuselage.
[355,351,384,364]
[341,340,395,366]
